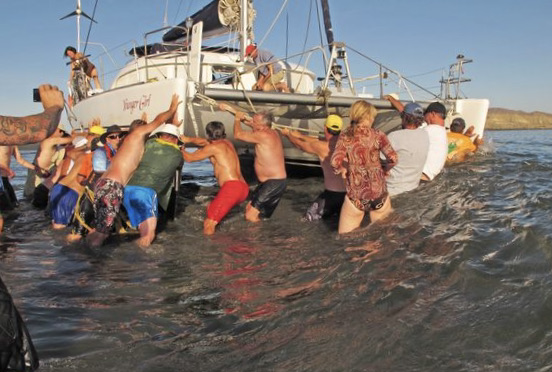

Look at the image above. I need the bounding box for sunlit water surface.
[2,130,552,371]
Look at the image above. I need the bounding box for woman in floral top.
[331,100,398,234]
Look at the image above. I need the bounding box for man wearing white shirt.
[421,102,448,181]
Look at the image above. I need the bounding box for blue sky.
[0,0,551,118]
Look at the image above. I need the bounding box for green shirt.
[127,138,183,210]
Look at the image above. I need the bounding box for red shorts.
[207,180,249,223]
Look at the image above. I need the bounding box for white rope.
[258,0,291,48]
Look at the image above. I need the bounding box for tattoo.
[0,108,62,146]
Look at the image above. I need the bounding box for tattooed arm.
[0,84,64,146]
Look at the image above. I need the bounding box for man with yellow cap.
[279,115,346,221]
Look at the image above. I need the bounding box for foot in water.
[86,229,108,248]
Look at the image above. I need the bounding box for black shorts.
[304,190,346,221]
[32,183,50,210]
[250,179,287,218]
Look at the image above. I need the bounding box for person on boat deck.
[227,106,287,222]
[64,46,102,91]
[92,125,123,176]
[181,118,249,235]
[245,44,290,93]
[49,136,92,229]
[122,123,185,247]
[0,145,35,210]
[420,102,448,182]
[382,97,429,196]
[279,114,346,222]
[331,100,398,234]
[24,127,73,209]
[446,117,483,165]
[0,84,64,146]
[86,94,180,248]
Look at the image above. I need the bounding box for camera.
[33,88,41,102]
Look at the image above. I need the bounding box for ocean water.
[1,129,552,371]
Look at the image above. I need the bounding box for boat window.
[211,65,236,85]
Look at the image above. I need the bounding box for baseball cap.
[245,44,256,56]
[325,114,343,131]
[403,102,424,118]
[423,102,447,118]
[89,125,106,135]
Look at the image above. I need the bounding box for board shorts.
[250,178,287,219]
[268,70,285,85]
[49,183,79,226]
[32,183,50,209]
[207,180,249,223]
[94,178,124,234]
[304,190,346,221]
[350,192,388,212]
[71,186,96,236]
[123,185,158,228]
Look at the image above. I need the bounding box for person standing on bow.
[245,44,290,93]
[279,114,346,222]
[64,46,102,91]
[331,100,398,234]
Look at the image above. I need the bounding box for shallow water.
[2,130,552,371]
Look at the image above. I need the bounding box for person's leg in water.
[337,195,365,234]
[137,216,157,248]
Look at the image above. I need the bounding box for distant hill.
[486,108,552,130]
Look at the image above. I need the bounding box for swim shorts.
[207,180,249,223]
[268,70,285,85]
[250,178,287,218]
[304,189,346,221]
[32,183,50,209]
[49,183,79,225]
[123,185,158,228]
[350,192,388,212]
[94,178,124,234]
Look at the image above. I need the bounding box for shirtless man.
[86,94,181,247]
[25,128,73,208]
[181,120,249,235]
[0,84,64,146]
[224,104,287,222]
[279,114,346,221]
[0,146,34,209]
[49,137,90,229]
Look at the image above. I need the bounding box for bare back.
[253,129,286,182]
[209,139,245,186]
[0,146,12,176]
[102,133,148,186]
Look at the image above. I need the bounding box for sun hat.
[325,114,343,131]
[151,124,183,144]
[89,125,106,136]
[403,102,424,118]
[100,125,123,143]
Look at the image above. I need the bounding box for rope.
[258,0,291,49]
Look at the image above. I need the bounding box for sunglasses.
[107,133,123,139]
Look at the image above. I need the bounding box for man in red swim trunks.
[181,121,249,235]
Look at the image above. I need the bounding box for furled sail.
[320,0,335,51]
[163,0,255,42]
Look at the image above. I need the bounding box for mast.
[320,0,334,53]
[60,0,96,52]
[240,0,249,61]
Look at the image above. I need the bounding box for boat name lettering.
[123,94,152,114]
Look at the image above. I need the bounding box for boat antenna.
[60,0,97,53]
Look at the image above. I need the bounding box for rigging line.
[346,45,441,100]
[82,0,99,56]
[295,0,314,67]
[173,0,185,24]
[258,0,290,48]
[314,0,327,73]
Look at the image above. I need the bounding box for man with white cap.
[279,114,346,221]
[122,122,185,247]
[49,136,92,229]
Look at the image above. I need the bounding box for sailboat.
[66,0,489,168]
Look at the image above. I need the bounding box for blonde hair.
[350,100,377,127]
